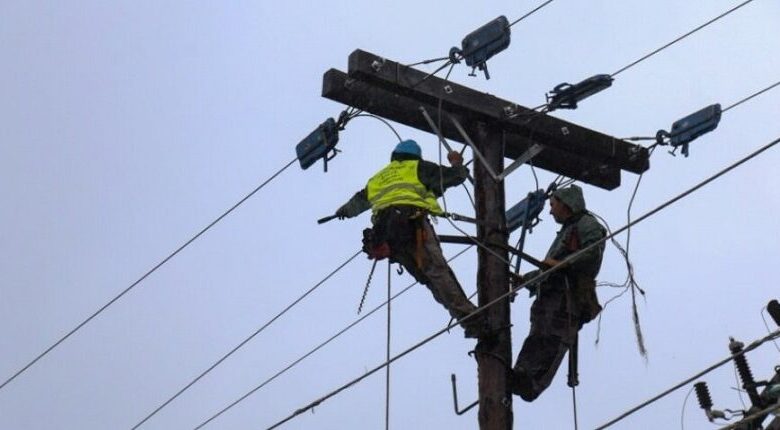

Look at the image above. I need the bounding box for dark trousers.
[513,279,579,401]
[390,217,477,322]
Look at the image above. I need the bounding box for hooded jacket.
[536,185,606,325]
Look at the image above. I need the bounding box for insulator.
[768,299,780,326]
[694,382,713,410]
[729,339,757,388]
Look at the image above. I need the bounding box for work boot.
[511,366,539,402]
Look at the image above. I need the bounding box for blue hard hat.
[392,139,421,157]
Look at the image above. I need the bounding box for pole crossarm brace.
[322,49,652,190]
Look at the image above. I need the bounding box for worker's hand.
[447,151,463,167]
[541,258,561,269]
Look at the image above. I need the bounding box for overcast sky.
[2,1,780,429]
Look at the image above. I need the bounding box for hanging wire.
[349,114,404,142]
[679,385,696,430]
[0,157,299,393]
[610,0,757,77]
[385,261,392,430]
[733,363,748,410]
[266,135,780,429]
[760,306,780,353]
[192,247,474,430]
[130,249,362,429]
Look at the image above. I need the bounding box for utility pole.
[473,123,512,429]
[322,49,649,429]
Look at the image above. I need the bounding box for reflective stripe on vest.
[366,160,443,215]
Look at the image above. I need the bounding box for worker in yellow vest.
[334,140,487,338]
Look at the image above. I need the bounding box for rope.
[594,330,780,429]
[131,249,361,429]
[610,0,757,77]
[0,157,298,393]
[571,386,579,430]
[267,136,780,429]
[385,261,392,430]
[192,246,474,429]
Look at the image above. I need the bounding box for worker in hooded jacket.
[512,184,605,401]
[334,139,487,338]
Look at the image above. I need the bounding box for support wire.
[0,157,298,393]
[131,249,362,429]
[192,247,474,430]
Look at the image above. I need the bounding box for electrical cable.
[267,135,780,429]
[760,306,780,353]
[509,0,556,28]
[129,249,362,429]
[733,363,748,410]
[349,114,404,142]
[624,78,780,144]
[679,384,696,430]
[594,329,780,430]
[0,157,298,393]
[610,0,757,77]
[192,247,474,430]
[721,79,780,113]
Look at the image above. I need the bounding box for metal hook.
[450,374,478,415]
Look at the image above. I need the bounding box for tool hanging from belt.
[411,211,426,270]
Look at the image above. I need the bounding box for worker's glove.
[447,151,463,167]
[335,206,349,220]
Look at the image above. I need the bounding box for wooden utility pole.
[322,49,649,429]
[473,123,512,429]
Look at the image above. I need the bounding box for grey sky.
[2,1,780,429]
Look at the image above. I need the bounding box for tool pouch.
[362,228,391,260]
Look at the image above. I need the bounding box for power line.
[509,0,556,27]
[192,247,474,429]
[595,330,780,429]
[266,134,780,429]
[722,79,780,113]
[130,249,362,429]
[0,157,298,393]
[611,0,757,77]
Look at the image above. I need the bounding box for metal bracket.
[451,374,478,415]
[448,115,500,181]
[418,106,475,185]
[497,144,543,181]
[419,106,543,183]
[419,106,456,153]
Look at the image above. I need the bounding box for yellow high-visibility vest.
[366,160,443,215]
